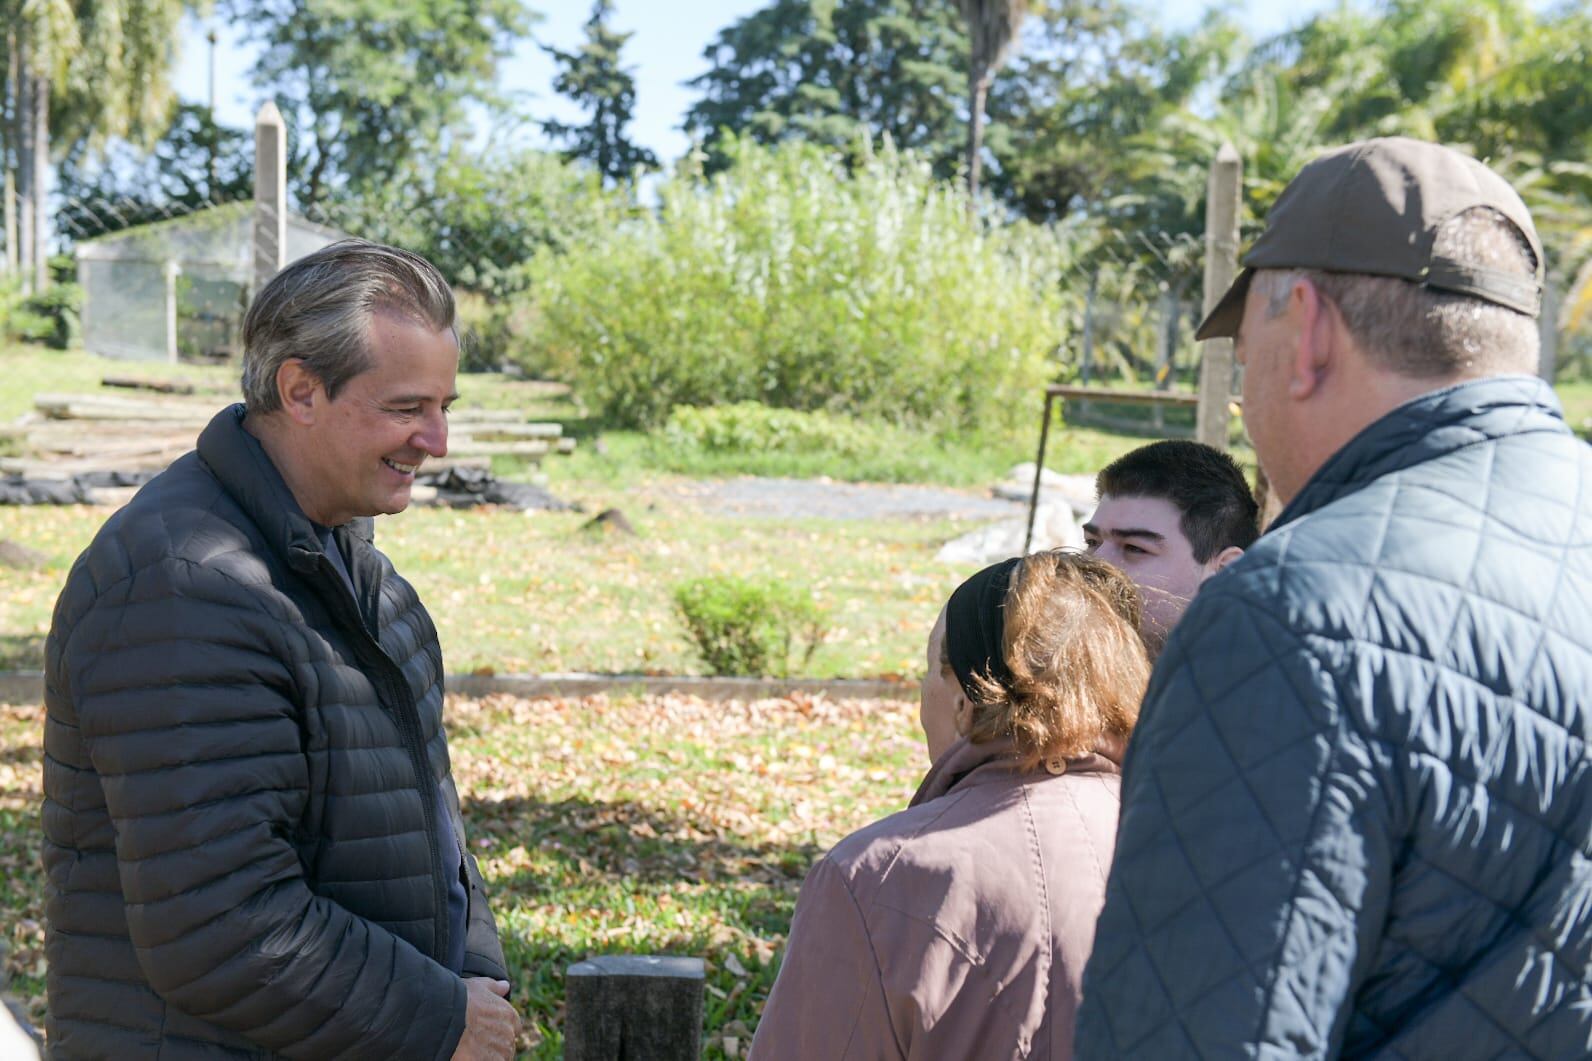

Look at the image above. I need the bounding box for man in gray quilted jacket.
[1077,138,1592,1058]
[43,241,519,1059]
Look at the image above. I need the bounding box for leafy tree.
[219,0,536,207]
[986,2,1238,221]
[955,0,1028,204]
[55,103,253,242]
[542,0,657,182]
[683,0,967,175]
[315,146,613,294]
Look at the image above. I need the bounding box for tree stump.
[564,955,704,1061]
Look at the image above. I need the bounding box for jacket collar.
[1272,374,1570,531]
[908,735,1118,807]
[196,404,375,576]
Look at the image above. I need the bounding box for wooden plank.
[451,422,564,440]
[33,393,221,422]
[101,376,197,395]
[446,439,576,458]
[445,440,556,458]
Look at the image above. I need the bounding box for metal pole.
[1022,391,1057,556]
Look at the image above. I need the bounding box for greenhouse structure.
[76,203,349,362]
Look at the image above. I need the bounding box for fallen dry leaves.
[0,691,927,1059]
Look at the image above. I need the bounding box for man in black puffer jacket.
[42,241,518,1059]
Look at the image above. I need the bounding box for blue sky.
[174,0,1338,166]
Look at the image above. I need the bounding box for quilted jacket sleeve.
[1076,583,1396,1059]
[62,557,468,1060]
[750,856,902,1060]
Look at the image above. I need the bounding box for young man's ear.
[1203,545,1245,578]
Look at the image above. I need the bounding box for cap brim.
[1194,268,1254,341]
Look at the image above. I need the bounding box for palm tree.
[956,0,1029,207]
[3,0,186,291]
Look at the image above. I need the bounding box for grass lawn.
[0,496,984,678]
[0,344,1171,677]
[0,690,926,1058]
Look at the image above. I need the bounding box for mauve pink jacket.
[750,736,1122,1060]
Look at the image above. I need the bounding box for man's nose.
[413,409,448,458]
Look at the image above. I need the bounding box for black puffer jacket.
[42,405,507,1059]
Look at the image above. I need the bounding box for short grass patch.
[0,691,925,1059]
[0,488,980,679]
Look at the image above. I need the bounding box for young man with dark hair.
[1083,439,1259,653]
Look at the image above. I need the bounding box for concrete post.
[164,259,182,363]
[1197,142,1242,450]
[564,955,704,1060]
[253,102,288,296]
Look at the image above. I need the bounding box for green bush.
[674,575,827,678]
[0,277,81,348]
[522,136,1068,432]
[456,290,545,373]
[664,402,877,457]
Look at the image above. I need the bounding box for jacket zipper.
[319,556,452,967]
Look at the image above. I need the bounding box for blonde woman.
[751,551,1150,1060]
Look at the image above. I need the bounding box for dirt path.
[654,476,1026,521]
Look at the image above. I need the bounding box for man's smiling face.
[299,313,459,526]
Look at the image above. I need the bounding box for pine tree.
[684,0,967,176]
[542,0,657,182]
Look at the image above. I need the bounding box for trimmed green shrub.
[674,575,827,678]
[522,136,1068,432]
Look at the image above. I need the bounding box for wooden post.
[253,102,288,296]
[1196,142,1242,450]
[1538,277,1559,384]
[564,955,704,1061]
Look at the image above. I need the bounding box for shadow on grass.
[464,794,821,891]
[462,795,805,1057]
[0,635,44,671]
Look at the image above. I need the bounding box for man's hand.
[451,978,520,1060]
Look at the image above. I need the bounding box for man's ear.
[1203,545,1244,579]
[275,358,323,426]
[1288,277,1334,401]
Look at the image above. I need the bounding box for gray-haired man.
[43,240,519,1059]
[1077,139,1592,1057]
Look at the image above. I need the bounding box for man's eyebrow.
[1092,526,1166,543]
[383,392,459,405]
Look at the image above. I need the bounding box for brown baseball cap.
[1195,137,1544,340]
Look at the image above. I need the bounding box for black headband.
[944,556,1021,699]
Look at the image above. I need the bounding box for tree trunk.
[966,67,987,212]
[15,39,33,294]
[4,28,17,278]
[30,63,47,292]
